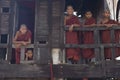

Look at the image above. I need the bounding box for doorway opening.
[11,0,35,64]
[17,0,35,43]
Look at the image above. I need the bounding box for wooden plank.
[34,0,50,64]
[110,30,116,60]
[52,64,103,78]
[65,26,120,31]
[0,18,10,34]
[0,64,50,78]
[36,30,49,36]
[36,36,48,42]
[0,64,109,78]
[0,44,8,48]
[7,0,15,62]
[105,61,120,78]
[0,78,49,80]
[0,62,120,78]
[51,0,64,48]
[0,0,10,7]
[12,44,34,48]
[0,11,10,34]
[65,43,120,48]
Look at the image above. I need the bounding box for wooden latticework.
[0,0,120,79]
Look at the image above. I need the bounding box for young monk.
[25,49,33,60]
[100,10,119,59]
[64,5,81,64]
[13,24,32,64]
[82,11,96,61]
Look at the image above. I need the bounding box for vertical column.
[7,0,15,62]
[110,29,115,60]
[94,28,101,63]
[34,0,50,64]
[0,0,14,62]
[51,0,64,64]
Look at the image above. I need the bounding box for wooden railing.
[12,44,34,64]
[64,26,120,62]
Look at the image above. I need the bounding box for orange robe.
[82,17,96,59]
[101,20,119,59]
[114,22,120,58]
[65,15,81,61]
[15,30,32,64]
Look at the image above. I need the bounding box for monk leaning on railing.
[82,11,96,63]
[99,10,120,59]
[13,24,32,64]
[64,5,81,64]
[64,9,120,61]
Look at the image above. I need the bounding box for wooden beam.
[64,26,120,31]
[0,64,50,78]
[65,44,120,48]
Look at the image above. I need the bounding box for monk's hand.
[69,25,74,32]
[22,41,28,46]
[15,43,22,48]
[105,24,113,28]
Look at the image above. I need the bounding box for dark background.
[65,0,103,18]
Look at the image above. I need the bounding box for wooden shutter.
[34,0,64,64]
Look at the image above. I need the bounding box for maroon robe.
[101,20,119,59]
[114,22,120,58]
[82,17,96,59]
[15,30,32,64]
[16,30,32,42]
[65,15,80,61]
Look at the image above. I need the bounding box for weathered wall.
[0,0,11,34]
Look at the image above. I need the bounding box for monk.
[64,5,81,64]
[25,49,33,60]
[13,24,32,64]
[100,10,119,59]
[82,11,96,60]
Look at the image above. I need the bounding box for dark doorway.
[11,0,35,64]
[17,0,35,43]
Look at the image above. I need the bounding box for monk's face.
[20,26,27,34]
[103,10,110,18]
[27,50,33,58]
[67,6,74,15]
[85,12,92,19]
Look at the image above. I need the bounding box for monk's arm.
[72,24,80,27]
[83,23,96,27]
[23,31,32,45]
[24,38,31,44]
[13,31,23,44]
[72,17,81,27]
